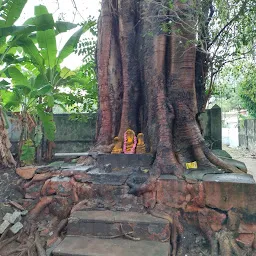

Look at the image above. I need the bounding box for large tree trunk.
[96,0,241,191]
[0,107,16,168]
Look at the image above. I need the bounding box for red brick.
[156,178,188,209]
[236,233,255,248]
[16,166,37,179]
[239,222,256,233]
[204,181,256,213]
[198,208,226,232]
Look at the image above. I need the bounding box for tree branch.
[209,1,247,48]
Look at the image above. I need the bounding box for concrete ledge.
[53,236,170,256]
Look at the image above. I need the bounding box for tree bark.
[96,0,241,188]
[0,107,16,168]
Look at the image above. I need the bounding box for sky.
[16,0,101,70]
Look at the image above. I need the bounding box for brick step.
[52,236,170,256]
[67,210,170,242]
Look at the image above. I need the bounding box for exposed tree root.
[71,198,111,213]
[203,146,245,174]
[29,197,53,220]
[91,224,141,241]
[127,176,158,196]
[0,234,19,251]
[148,209,179,256]
[214,231,251,256]
[35,231,46,256]
[0,227,10,242]
[4,231,38,256]
[9,200,25,211]
[47,218,68,247]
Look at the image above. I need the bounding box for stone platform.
[17,154,256,255]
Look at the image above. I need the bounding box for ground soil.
[0,168,23,219]
[223,144,256,179]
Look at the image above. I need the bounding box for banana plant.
[2,66,55,164]
[13,5,95,160]
[0,0,28,168]
[2,4,96,163]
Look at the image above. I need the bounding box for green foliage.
[211,64,243,112]
[58,21,95,64]
[238,64,256,118]
[20,139,35,165]
[0,0,27,27]
[34,125,43,147]
[60,61,98,114]
[36,105,56,141]
[0,1,97,164]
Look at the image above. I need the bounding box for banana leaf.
[57,20,96,64]
[0,0,27,27]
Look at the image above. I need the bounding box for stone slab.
[97,154,154,169]
[54,153,89,158]
[70,210,168,224]
[61,165,94,172]
[3,211,21,224]
[184,169,224,181]
[10,222,23,234]
[203,173,255,184]
[67,211,170,242]
[75,172,130,185]
[52,236,170,256]
[0,220,11,234]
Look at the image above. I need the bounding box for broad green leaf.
[16,37,44,72]
[60,67,75,79]
[57,21,96,64]
[0,79,9,89]
[7,66,29,86]
[3,90,21,110]
[0,90,13,104]
[36,84,52,95]
[0,0,27,27]
[23,19,77,35]
[0,25,35,37]
[46,95,54,107]
[55,21,78,34]
[30,84,52,98]
[37,29,57,68]
[35,74,48,89]
[36,105,55,141]
[32,13,54,31]
[14,85,31,95]
[34,5,49,16]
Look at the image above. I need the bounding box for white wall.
[222,128,239,148]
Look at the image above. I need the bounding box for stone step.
[67,211,170,242]
[52,236,170,256]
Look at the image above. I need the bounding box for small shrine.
[111,129,146,155]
